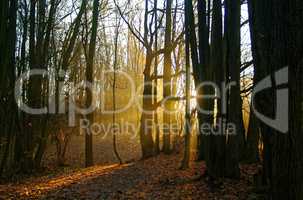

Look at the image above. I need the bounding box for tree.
[153,0,161,154]
[180,5,191,168]
[196,0,212,161]
[112,10,123,164]
[17,0,58,171]
[163,0,173,154]
[205,0,225,179]
[224,0,241,179]
[115,0,183,158]
[248,0,303,198]
[138,0,156,158]
[84,0,100,167]
[0,0,17,176]
[114,0,156,158]
[185,0,204,161]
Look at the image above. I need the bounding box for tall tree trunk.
[248,0,303,198]
[153,0,161,154]
[163,0,173,154]
[112,12,122,164]
[0,0,17,176]
[25,0,38,172]
[224,0,241,179]
[34,0,57,168]
[85,0,100,167]
[185,0,205,162]
[196,0,211,161]
[139,0,155,158]
[205,0,225,179]
[181,7,191,168]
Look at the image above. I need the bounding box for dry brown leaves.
[0,153,257,200]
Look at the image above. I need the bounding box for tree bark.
[248,0,303,198]
[112,12,122,164]
[163,0,173,154]
[153,0,160,154]
[224,0,241,179]
[85,0,100,167]
[138,0,156,158]
[205,0,225,179]
[185,0,205,162]
[244,107,260,163]
[0,0,17,176]
[181,4,191,169]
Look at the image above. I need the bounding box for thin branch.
[113,0,146,46]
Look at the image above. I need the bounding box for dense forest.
[0,0,302,199]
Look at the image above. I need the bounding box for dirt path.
[0,154,256,200]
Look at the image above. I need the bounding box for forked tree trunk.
[185,0,206,162]
[138,0,156,158]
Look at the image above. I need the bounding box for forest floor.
[0,153,259,200]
